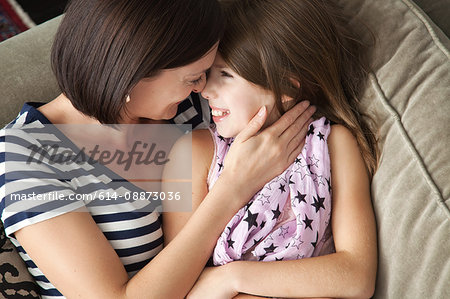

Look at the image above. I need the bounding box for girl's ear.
[281,77,300,109]
[281,77,300,103]
[290,77,301,88]
[281,95,295,103]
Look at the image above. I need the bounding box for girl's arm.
[14,103,315,299]
[187,125,377,299]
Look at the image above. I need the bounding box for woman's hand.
[187,266,238,299]
[221,101,315,198]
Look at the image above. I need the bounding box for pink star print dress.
[208,117,334,265]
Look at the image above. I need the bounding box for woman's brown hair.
[52,0,224,124]
[219,0,378,176]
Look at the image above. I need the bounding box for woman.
[0,0,314,298]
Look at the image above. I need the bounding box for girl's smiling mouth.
[211,106,230,121]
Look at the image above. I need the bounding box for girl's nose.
[201,81,215,101]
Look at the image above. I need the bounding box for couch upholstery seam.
[402,0,450,59]
[368,72,450,218]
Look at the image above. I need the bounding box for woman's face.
[122,44,218,123]
[202,54,279,138]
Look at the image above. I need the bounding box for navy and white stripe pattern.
[0,93,208,298]
[171,92,212,130]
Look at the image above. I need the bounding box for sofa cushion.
[0,16,61,127]
[339,0,450,297]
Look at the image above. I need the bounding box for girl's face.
[121,44,218,123]
[202,54,279,138]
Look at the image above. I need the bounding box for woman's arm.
[15,102,315,299]
[187,125,377,299]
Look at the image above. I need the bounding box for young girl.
[163,0,378,298]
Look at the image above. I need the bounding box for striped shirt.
[0,93,209,298]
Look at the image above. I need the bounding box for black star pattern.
[253,237,264,247]
[311,231,319,248]
[275,257,284,261]
[260,221,266,229]
[288,175,295,185]
[271,204,281,220]
[278,184,286,193]
[294,191,307,204]
[295,157,301,164]
[227,142,232,147]
[227,239,235,249]
[258,254,267,261]
[311,195,325,212]
[264,243,278,254]
[302,214,313,230]
[244,201,253,211]
[218,162,224,171]
[243,210,259,230]
[324,118,330,125]
[326,177,332,193]
[317,131,325,140]
[307,124,315,136]
[218,135,225,142]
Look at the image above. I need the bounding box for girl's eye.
[221,71,233,78]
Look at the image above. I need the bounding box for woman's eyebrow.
[186,68,211,78]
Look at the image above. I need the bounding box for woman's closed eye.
[189,75,204,85]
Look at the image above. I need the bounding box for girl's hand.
[187,266,238,299]
[221,101,315,198]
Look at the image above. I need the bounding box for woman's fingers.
[234,106,267,143]
[265,101,311,137]
[280,105,316,144]
[286,117,314,163]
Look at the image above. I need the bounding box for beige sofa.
[1,0,449,297]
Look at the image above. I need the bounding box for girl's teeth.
[212,110,230,117]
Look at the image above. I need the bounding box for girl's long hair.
[219,0,378,177]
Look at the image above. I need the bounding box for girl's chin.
[215,126,239,139]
